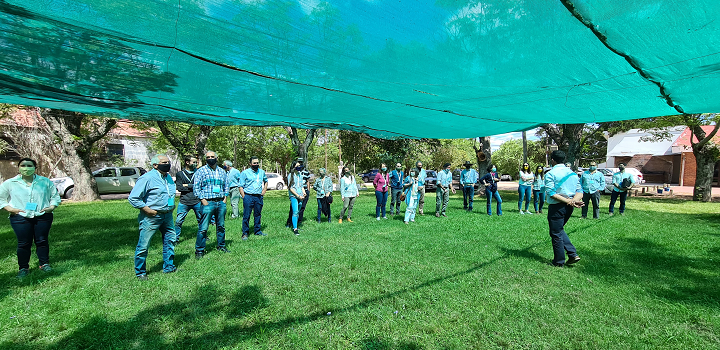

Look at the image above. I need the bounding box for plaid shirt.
[192,165,229,199]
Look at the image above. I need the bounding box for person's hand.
[201,199,209,206]
[452,188,456,194]
[6,207,23,215]
[41,205,56,213]
[261,190,266,196]
[222,197,227,204]
[142,207,158,216]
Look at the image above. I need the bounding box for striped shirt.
[192,165,229,199]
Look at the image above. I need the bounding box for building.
[605,126,720,186]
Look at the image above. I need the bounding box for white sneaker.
[376,217,381,221]
[526,211,533,215]
[519,211,524,215]
[382,216,388,220]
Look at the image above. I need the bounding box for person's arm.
[626,174,636,189]
[128,177,157,216]
[261,172,268,196]
[373,173,381,189]
[41,178,62,213]
[0,182,22,214]
[222,171,229,203]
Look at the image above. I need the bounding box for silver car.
[51,167,147,199]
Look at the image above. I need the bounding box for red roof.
[672,125,720,148]
[1,109,155,138]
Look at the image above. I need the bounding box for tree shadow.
[359,337,423,350]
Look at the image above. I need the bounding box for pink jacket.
[373,172,390,192]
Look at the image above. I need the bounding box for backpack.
[621,177,632,189]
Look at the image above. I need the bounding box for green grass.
[0,190,718,349]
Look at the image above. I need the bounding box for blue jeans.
[316,198,331,222]
[290,196,300,229]
[375,190,389,217]
[609,190,628,214]
[533,190,545,212]
[485,189,503,215]
[462,186,475,210]
[518,184,531,211]
[135,212,175,276]
[175,202,202,240]
[195,201,226,252]
[242,194,263,236]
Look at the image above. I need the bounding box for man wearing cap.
[388,163,405,216]
[193,150,230,258]
[460,161,479,211]
[286,157,311,227]
[238,156,268,240]
[128,154,176,280]
[225,160,242,219]
[435,163,456,217]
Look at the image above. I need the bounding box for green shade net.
[0,0,719,138]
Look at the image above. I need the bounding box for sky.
[490,128,541,151]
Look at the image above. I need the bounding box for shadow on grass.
[359,337,423,350]
[581,237,720,307]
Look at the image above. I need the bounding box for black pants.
[609,191,628,214]
[286,189,310,226]
[582,191,600,218]
[547,203,577,266]
[10,213,53,270]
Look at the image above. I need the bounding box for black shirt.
[175,169,200,206]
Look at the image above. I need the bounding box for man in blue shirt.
[225,161,242,219]
[192,150,230,258]
[544,150,583,267]
[435,163,456,217]
[609,163,636,216]
[460,161,479,211]
[389,163,404,216]
[128,154,176,280]
[580,161,604,219]
[238,156,268,240]
[415,161,427,215]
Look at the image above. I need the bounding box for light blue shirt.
[460,169,478,186]
[532,175,545,191]
[128,169,176,211]
[518,171,535,186]
[288,172,305,198]
[238,168,268,194]
[227,168,242,188]
[581,170,605,194]
[544,164,582,205]
[612,171,636,192]
[0,175,61,218]
[417,168,427,186]
[340,175,358,198]
[313,176,333,198]
[437,169,452,188]
[193,165,229,199]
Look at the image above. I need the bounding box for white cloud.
[490,129,540,151]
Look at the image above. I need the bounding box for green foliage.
[0,194,718,348]
[491,139,546,175]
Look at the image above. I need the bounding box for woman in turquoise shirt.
[403,169,421,224]
[339,167,358,223]
[518,163,534,214]
[532,165,546,214]
[287,161,306,235]
[0,158,61,278]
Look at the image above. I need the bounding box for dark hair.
[618,162,626,166]
[18,158,37,167]
[443,163,451,168]
[520,163,530,172]
[249,156,259,163]
[183,155,196,164]
[486,164,495,172]
[550,150,566,164]
[535,165,544,176]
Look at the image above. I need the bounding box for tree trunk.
[287,127,317,165]
[40,109,116,201]
[156,121,214,161]
[474,136,492,193]
[692,148,716,202]
[522,131,528,164]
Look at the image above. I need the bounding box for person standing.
[225,160,242,219]
[288,163,306,235]
[435,163,455,217]
[0,158,61,278]
[193,150,230,258]
[403,168,421,224]
[481,164,503,216]
[532,165,546,214]
[581,162,604,219]
[286,158,311,227]
[128,155,177,280]
[460,161,479,211]
[238,156,268,240]
[609,163,635,216]
[544,150,583,267]
[373,164,390,220]
[518,163,535,214]
[339,167,358,223]
[388,163,405,216]
[174,156,201,242]
[313,168,333,223]
[415,161,427,215]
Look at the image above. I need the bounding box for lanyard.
[157,171,171,197]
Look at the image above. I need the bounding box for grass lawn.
[0,189,718,349]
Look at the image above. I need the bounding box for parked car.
[51,166,147,199]
[424,170,438,190]
[358,169,379,183]
[500,174,513,181]
[266,172,286,190]
[596,168,615,194]
[451,169,480,190]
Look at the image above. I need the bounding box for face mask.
[251,164,259,171]
[296,166,303,171]
[188,164,197,171]
[492,167,496,172]
[320,171,326,177]
[19,166,35,177]
[381,167,387,172]
[410,172,416,177]
[465,166,471,169]
[417,165,422,169]
[590,166,597,171]
[206,158,217,166]
[619,166,625,171]
[157,163,171,173]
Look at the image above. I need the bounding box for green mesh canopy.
[0,0,719,138]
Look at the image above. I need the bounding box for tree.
[0,2,178,201]
[286,127,317,168]
[154,121,215,161]
[473,136,492,179]
[491,139,546,176]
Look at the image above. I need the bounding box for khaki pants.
[229,187,241,218]
[417,186,426,214]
